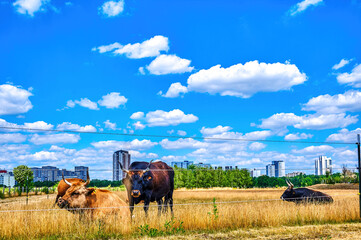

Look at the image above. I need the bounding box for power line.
[0,126,356,145]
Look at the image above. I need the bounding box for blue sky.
[1,0,361,179]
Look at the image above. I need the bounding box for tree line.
[9,165,359,190]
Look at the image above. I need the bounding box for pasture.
[0,188,360,239]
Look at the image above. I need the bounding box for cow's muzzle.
[58,198,69,208]
[131,190,141,198]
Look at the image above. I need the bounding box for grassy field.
[0,188,359,239]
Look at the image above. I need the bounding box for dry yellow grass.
[0,188,359,239]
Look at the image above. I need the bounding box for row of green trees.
[9,165,360,191]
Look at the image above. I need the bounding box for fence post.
[357,134,361,219]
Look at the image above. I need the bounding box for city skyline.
[1,0,361,180]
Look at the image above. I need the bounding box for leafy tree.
[13,165,34,193]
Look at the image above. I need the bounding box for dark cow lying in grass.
[58,173,129,219]
[280,180,333,204]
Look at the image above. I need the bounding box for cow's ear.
[147,176,152,180]
[86,188,96,196]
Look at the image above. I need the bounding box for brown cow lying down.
[58,176,129,219]
[55,173,85,207]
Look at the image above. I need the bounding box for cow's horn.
[62,171,72,186]
[118,160,130,173]
[143,159,154,173]
[289,180,294,187]
[84,169,90,186]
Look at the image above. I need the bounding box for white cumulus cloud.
[284,133,313,140]
[91,139,157,150]
[303,90,361,114]
[29,133,80,145]
[130,111,144,120]
[159,82,188,98]
[337,63,361,88]
[0,133,27,144]
[332,58,352,70]
[103,120,117,130]
[98,0,124,17]
[133,121,146,130]
[67,98,99,110]
[13,0,50,16]
[326,128,361,143]
[56,122,97,132]
[0,84,33,115]
[200,125,233,136]
[92,35,169,59]
[98,92,127,109]
[288,0,323,16]
[146,54,194,75]
[145,109,198,127]
[186,60,307,98]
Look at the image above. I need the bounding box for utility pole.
[357,134,361,219]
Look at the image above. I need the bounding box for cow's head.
[280,179,295,201]
[119,160,154,198]
[59,171,94,209]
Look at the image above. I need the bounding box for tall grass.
[0,188,359,239]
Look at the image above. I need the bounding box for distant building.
[193,162,211,168]
[0,170,15,187]
[272,161,285,178]
[286,172,305,178]
[315,156,332,176]
[75,166,89,181]
[266,164,275,177]
[225,166,233,171]
[171,160,193,169]
[113,150,131,181]
[31,166,88,182]
[250,168,261,177]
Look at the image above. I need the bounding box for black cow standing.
[119,160,175,217]
[281,180,333,204]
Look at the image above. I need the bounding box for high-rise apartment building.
[31,166,88,182]
[250,168,261,177]
[272,161,285,178]
[315,156,332,176]
[266,164,275,177]
[0,170,15,187]
[113,150,131,181]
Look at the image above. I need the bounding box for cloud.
[160,138,207,150]
[145,109,198,127]
[0,133,27,144]
[200,125,233,136]
[98,92,127,109]
[91,139,157,150]
[29,133,80,145]
[337,63,361,88]
[327,128,361,143]
[56,122,97,132]
[259,112,358,131]
[103,120,117,130]
[98,0,124,17]
[291,145,334,155]
[248,142,266,151]
[130,111,144,120]
[145,54,194,75]
[284,133,313,140]
[303,90,361,114]
[159,82,188,98]
[0,119,53,132]
[0,84,33,115]
[67,98,99,110]
[13,0,50,16]
[186,60,306,98]
[92,35,169,59]
[332,59,353,70]
[17,151,58,161]
[133,121,145,130]
[288,0,323,16]
[177,130,187,136]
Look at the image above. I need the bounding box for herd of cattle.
[54,160,333,219]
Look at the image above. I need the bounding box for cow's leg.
[168,192,174,218]
[162,196,168,214]
[156,198,163,216]
[144,197,150,218]
[129,198,135,221]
